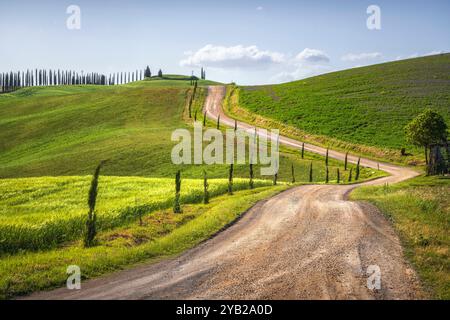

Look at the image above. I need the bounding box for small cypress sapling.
[348,168,353,182]
[344,152,348,171]
[203,111,207,127]
[325,148,329,166]
[325,166,329,183]
[203,170,209,204]
[249,163,254,189]
[355,157,361,180]
[291,163,295,183]
[217,115,220,129]
[173,170,182,213]
[301,142,305,159]
[228,164,233,195]
[337,168,340,184]
[84,160,106,247]
[309,162,313,182]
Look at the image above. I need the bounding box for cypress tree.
[325,148,329,166]
[325,166,329,183]
[309,162,313,182]
[355,157,361,180]
[348,168,353,182]
[234,119,237,131]
[273,171,278,186]
[84,160,106,247]
[173,170,182,213]
[158,69,163,77]
[194,110,197,122]
[337,168,340,184]
[249,163,254,189]
[301,142,305,159]
[228,164,233,195]
[344,152,348,170]
[217,115,220,129]
[203,170,209,204]
[291,163,295,183]
[203,111,207,127]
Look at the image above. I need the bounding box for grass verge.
[350,175,450,299]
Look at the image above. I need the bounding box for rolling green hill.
[231,54,450,164]
[0,77,376,182]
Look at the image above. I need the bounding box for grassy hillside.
[0,78,378,182]
[351,176,450,299]
[233,54,450,164]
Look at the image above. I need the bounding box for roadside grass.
[351,175,450,299]
[0,176,273,254]
[0,185,288,299]
[233,54,450,165]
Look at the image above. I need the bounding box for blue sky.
[1,0,449,84]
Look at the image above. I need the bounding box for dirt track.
[26,86,422,300]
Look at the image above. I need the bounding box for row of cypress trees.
[0,68,149,93]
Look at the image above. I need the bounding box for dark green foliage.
[84,160,106,247]
[203,111,207,127]
[158,69,163,77]
[301,142,305,159]
[273,172,278,186]
[144,66,151,78]
[217,115,220,129]
[325,166,329,183]
[405,109,448,164]
[349,168,353,182]
[228,164,233,195]
[355,157,361,180]
[203,170,209,204]
[173,170,182,213]
[337,168,340,184]
[291,163,295,183]
[344,152,348,171]
[325,148,329,166]
[309,162,313,182]
[249,163,254,189]
[194,110,197,122]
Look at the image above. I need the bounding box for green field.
[0,176,273,254]
[0,185,288,298]
[351,176,450,299]
[231,54,450,164]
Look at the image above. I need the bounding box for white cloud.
[341,52,382,62]
[295,48,330,64]
[180,44,284,69]
[256,6,263,11]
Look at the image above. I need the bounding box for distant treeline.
[0,68,145,93]
[0,66,206,93]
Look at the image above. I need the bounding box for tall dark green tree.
[309,162,313,182]
[325,166,329,183]
[158,69,163,77]
[291,163,295,183]
[228,164,234,195]
[203,111,207,127]
[84,160,106,247]
[355,157,361,180]
[344,152,348,171]
[337,168,340,184]
[173,170,182,213]
[325,148,329,166]
[203,170,209,204]
[301,142,305,159]
[217,115,220,129]
[249,163,254,189]
[348,168,353,182]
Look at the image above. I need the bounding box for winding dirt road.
[27,86,422,300]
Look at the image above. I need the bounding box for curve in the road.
[26,86,423,300]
